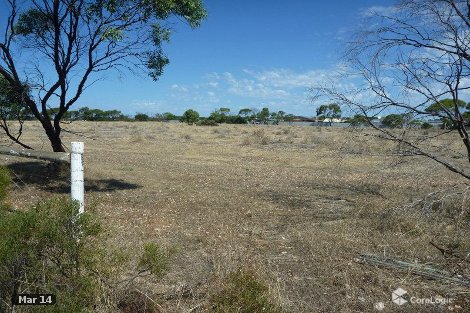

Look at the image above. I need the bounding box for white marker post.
[70,142,84,214]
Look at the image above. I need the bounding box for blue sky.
[5,1,395,117]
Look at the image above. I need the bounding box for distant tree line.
[3,106,184,122]
[180,107,296,125]
[5,100,467,127]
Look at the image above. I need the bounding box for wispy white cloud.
[360,5,397,17]
[242,69,329,89]
[219,71,291,99]
[171,84,188,92]
[164,65,364,115]
[212,67,351,100]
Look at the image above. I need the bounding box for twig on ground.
[429,241,470,264]
[134,288,166,313]
[187,302,204,312]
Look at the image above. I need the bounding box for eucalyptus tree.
[316,103,341,126]
[0,0,206,151]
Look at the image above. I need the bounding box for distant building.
[311,117,347,127]
[321,118,344,123]
[278,116,351,127]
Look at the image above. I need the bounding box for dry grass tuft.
[241,128,272,145]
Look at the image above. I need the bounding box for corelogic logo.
[392,288,408,306]
[391,288,454,306]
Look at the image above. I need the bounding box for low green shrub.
[0,197,103,312]
[421,122,433,129]
[138,243,172,278]
[209,269,286,313]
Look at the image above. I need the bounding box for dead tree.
[314,0,470,180]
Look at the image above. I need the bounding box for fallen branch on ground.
[358,253,470,287]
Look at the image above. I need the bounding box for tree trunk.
[41,119,65,152]
[50,134,65,152]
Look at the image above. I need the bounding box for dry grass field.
[1,121,469,312]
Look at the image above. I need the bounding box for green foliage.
[258,107,270,124]
[209,111,227,123]
[226,115,248,124]
[138,243,171,278]
[15,0,206,82]
[146,51,170,81]
[154,112,179,121]
[0,197,103,313]
[284,114,295,122]
[210,269,285,313]
[425,98,467,114]
[421,122,433,129]
[238,108,252,117]
[0,171,172,312]
[270,110,286,124]
[64,107,126,121]
[151,24,171,46]
[15,9,52,36]
[163,112,179,120]
[316,103,341,121]
[208,108,248,124]
[134,113,150,121]
[381,113,408,128]
[102,27,123,41]
[0,76,33,121]
[348,114,370,126]
[180,109,200,124]
[219,107,230,114]
[425,99,470,129]
[0,167,11,204]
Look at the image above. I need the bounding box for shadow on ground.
[6,161,141,193]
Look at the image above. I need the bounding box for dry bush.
[252,128,265,138]
[260,135,270,145]
[212,127,231,137]
[242,128,271,145]
[117,290,159,313]
[367,187,470,283]
[282,127,292,135]
[274,127,291,136]
[128,129,145,143]
[241,136,252,146]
